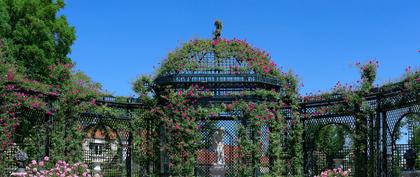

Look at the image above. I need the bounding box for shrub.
[315,168,350,177]
[22,156,97,177]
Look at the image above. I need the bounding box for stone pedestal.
[10,172,27,177]
[93,162,102,177]
[209,164,226,177]
[401,170,420,177]
[11,151,28,177]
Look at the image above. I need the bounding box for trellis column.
[354,105,368,177]
[381,111,388,176]
[375,96,382,177]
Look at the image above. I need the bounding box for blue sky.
[62,0,419,96]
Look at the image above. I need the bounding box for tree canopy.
[0,0,75,81]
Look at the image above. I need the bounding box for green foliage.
[352,61,377,177]
[357,61,378,87]
[156,38,281,78]
[335,61,379,177]
[266,108,287,176]
[0,0,100,164]
[414,126,420,146]
[0,0,75,81]
[404,114,419,146]
[131,76,298,176]
[0,76,94,176]
[306,61,401,177]
[402,68,420,91]
[392,150,401,177]
[132,75,156,105]
[0,61,101,165]
[154,87,205,176]
[131,107,159,174]
[132,31,304,175]
[236,124,254,176]
[231,89,280,100]
[282,73,304,176]
[133,75,153,96]
[316,125,345,157]
[0,3,86,163]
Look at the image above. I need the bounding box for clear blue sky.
[61,0,419,97]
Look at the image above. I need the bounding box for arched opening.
[312,124,354,173]
[392,113,419,172]
[196,119,241,176]
[83,124,124,176]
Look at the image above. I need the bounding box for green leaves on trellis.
[156,38,282,78]
[0,62,101,165]
[133,39,304,175]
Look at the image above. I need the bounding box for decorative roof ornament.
[212,20,223,40]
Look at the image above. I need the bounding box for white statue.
[82,140,90,151]
[212,127,225,165]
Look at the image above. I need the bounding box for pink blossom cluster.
[175,84,211,98]
[356,60,379,71]
[1,113,17,149]
[7,69,15,81]
[0,62,100,151]
[403,66,420,82]
[23,156,96,177]
[315,168,350,177]
[212,38,279,76]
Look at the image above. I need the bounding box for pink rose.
[212,39,219,46]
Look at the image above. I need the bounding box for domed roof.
[153,22,285,95]
[156,38,282,79]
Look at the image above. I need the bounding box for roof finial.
[212,20,223,40]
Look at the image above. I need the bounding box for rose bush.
[23,156,97,177]
[0,60,101,171]
[315,168,350,177]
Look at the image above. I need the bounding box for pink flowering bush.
[315,168,350,177]
[24,156,97,177]
[157,37,282,78]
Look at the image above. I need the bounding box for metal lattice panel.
[154,52,283,101]
[386,105,420,143]
[2,76,417,177]
[301,81,419,177]
[304,116,356,136]
[303,115,356,177]
[196,119,242,176]
[79,112,133,176]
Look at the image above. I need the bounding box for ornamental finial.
[213,20,223,40]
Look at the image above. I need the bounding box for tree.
[0,0,75,81]
[315,125,346,168]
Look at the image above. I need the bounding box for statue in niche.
[212,127,225,165]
